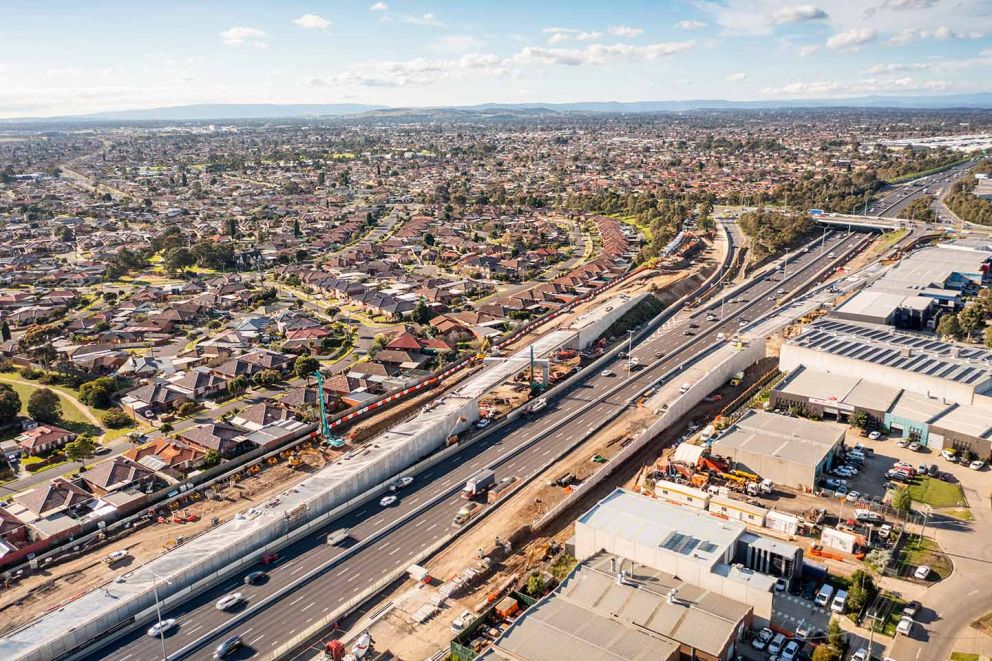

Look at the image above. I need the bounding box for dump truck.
[729,371,744,387]
[463,469,496,500]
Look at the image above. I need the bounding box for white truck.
[527,398,547,415]
[462,469,496,500]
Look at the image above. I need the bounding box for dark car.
[801,581,819,601]
[213,635,242,659]
[244,570,266,585]
[261,552,279,565]
[903,600,921,618]
[928,464,939,477]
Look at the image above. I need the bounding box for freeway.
[93,230,865,661]
[873,160,976,218]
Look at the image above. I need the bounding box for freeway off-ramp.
[93,231,865,661]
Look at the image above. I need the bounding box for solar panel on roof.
[955,367,974,383]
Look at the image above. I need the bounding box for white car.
[845,490,861,503]
[379,495,398,507]
[389,476,414,491]
[768,632,786,655]
[914,565,931,580]
[601,369,615,377]
[941,449,958,462]
[451,610,476,634]
[781,639,801,661]
[896,439,910,448]
[897,615,915,636]
[868,431,881,440]
[474,418,491,429]
[851,648,869,661]
[215,592,244,611]
[751,627,773,650]
[147,618,177,638]
[970,460,986,471]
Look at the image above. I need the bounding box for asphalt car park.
[772,589,832,648]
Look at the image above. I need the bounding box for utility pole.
[149,571,172,661]
[626,330,634,373]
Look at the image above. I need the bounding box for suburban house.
[15,425,76,456]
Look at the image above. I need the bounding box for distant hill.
[3,93,991,123]
[0,103,387,122]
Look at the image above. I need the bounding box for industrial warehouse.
[774,318,992,457]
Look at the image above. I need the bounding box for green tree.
[294,355,320,380]
[64,435,96,462]
[293,218,302,237]
[28,388,62,423]
[78,376,116,409]
[228,375,249,396]
[101,408,133,429]
[937,313,962,340]
[812,645,839,661]
[850,409,870,430]
[412,299,432,325]
[0,383,20,425]
[846,569,877,614]
[227,217,238,239]
[827,619,846,651]
[1,321,11,342]
[984,325,992,349]
[177,401,199,417]
[252,369,280,386]
[958,304,986,339]
[203,449,221,467]
[164,247,196,275]
[526,573,546,596]
[423,232,436,246]
[892,487,913,512]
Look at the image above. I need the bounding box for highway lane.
[95,231,863,661]
[874,161,976,218]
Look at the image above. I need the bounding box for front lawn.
[906,476,968,508]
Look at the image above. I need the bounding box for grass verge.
[906,475,968,508]
[899,534,953,580]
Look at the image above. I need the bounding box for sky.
[1,0,991,117]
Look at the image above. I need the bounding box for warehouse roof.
[888,390,953,424]
[775,365,901,412]
[712,410,845,468]
[933,403,992,439]
[480,551,749,661]
[788,319,992,387]
[578,489,743,569]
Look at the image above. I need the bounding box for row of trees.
[897,195,937,223]
[738,208,815,259]
[944,160,992,226]
[936,290,992,346]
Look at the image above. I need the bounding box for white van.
[831,589,848,614]
[814,583,835,608]
[679,383,690,394]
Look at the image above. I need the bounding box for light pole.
[626,330,634,376]
[149,570,172,661]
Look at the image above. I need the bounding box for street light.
[148,570,173,661]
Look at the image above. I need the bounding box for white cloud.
[798,44,821,56]
[44,67,82,77]
[826,27,877,51]
[677,20,707,29]
[886,26,986,46]
[608,25,644,38]
[772,5,828,23]
[403,13,443,27]
[369,2,388,10]
[762,76,953,97]
[725,72,748,81]
[881,0,937,9]
[514,41,695,66]
[862,62,930,74]
[220,26,268,47]
[293,14,331,30]
[431,34,487,54]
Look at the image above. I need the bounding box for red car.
[261,552,279,565]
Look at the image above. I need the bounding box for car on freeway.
[260,552,279,565]
[244,570,266,585]
[781,639,801,661]
[474,418,491,429]
[147,618,177,638]
[602,369,615,377]
[390,476,414,491]
[94,445,113,456]
[379,495,399,507]
[971,460,986,471]
[897,616,914,636]
[215,592,244,611]
[683,329,696,336]
[914,565,931,580]
[868,431,881,440]
[213,635,243,659]
[654,351,665,358]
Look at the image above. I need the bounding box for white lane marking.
[241,627,254,636]
[289,595,305,606]
[301,601,316,612]
[441,480,452,487]
[355,508,368,517]
[415,519,426,527]
[250,635,265,645]
[426,523,438,532]
[372,517,385,526]
[186,624,203,635]
[119,655,133,661]
[389,546,401,556]
[290,564,307,575]
[347,573,362,583]
[377,542,390,551]
[336,567,349,577]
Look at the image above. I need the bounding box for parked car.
[928,464,939,477]
[94,445,113,456]
[914,565,931,580]
[815,583,835,607]
[845,490,861,503]
[896,439,910,448]
[752,627,773,650]
[897,616,915,636]
[868,431,881,440]
[781,639,801,661]
[909,442,922,452]
[970,460,986,471]
[851,648,869,661]
[768,632,786,655]
[801,581,819,601]
[147,618,177,638]
[903,600,921,618]
[942,449,958,462]
[774,578,788,592]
